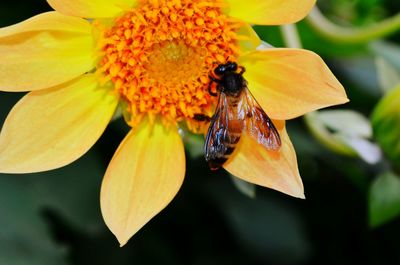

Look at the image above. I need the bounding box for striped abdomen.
[207,128,241,170]
[205,96,244,170]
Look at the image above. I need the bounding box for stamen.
[145,40,206,87]
[97,0,240,131]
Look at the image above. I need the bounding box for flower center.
[98,0,240,131]
[146,39,206,88]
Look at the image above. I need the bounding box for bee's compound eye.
[214,65,226,76]
[227,62,237,71]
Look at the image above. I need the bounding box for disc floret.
[98,0,240,130]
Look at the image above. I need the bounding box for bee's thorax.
[219,72,246,97]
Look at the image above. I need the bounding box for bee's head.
[214,61,238,76]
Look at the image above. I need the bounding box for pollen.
[98,0,240,132]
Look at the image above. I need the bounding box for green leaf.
[334,134,381,164]
[318,110,372,138]
[316,110,382,164]
[305,110,382,164]
[369,172,400,227]
[371,85,400,169]
[371,41,400,93]
[375,56,400,93]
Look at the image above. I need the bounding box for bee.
[195,62,281,170]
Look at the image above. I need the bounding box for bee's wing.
[242,87,281,150]
[204,92,243,170]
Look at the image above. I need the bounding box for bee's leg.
[238,66,246,74]
[207,75,219,97]
[208,84,218,97]
[208,74,220,83]
[193,113,212,122]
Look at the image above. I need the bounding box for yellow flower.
[0,0,348,245]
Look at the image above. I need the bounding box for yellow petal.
[239,49,348,120]
[224,125,304,198]
[100,121,185,246]
[0,11,91,38]
[237,23,262,54]
[0,74,118,173]
[0,12,95,92]
[225,0,316,25]
[47,0,136,18]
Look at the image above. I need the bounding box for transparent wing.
[204,92,243,170]
[241,87,281,150]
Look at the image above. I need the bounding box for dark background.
[1,0,400,264]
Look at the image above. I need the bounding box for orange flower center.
[98,0,240,131]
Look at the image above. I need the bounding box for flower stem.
[306,6,400,44]
[279,24,303,48]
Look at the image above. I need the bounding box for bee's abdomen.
[207,131,241,170]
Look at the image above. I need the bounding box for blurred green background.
[1,0,400,264]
